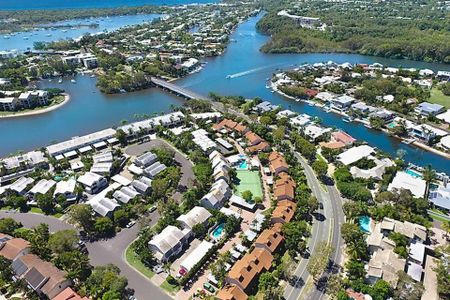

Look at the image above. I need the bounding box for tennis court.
[235,170,263,199]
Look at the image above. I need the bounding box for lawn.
[235,170,263,199]
[429,88,450,109]
[30,207,63,218]
[125,245,155,280]
[160,279,180,294]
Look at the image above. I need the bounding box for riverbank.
[0,93,70,119]
[270,81,450,160]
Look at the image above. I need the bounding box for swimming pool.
[387,122,396,129]
[211,223,225,240]
[238,160,248,170]
[405,169,423,179]
[359,216,371,233]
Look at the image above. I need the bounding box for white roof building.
[304,125,332,141]
[29,179,56,196]
[289,114,311,128]
[53,178,77,200]
[148,225,191,262]
[9,177,34,195]
[337,145,375,165]
[180,241,214,272]
[134,152,157,167]
[176,206,212,230]
[388,171,426,199]
[144,161,167,178]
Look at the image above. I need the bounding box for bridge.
[150,77,209,100]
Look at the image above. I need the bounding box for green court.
[235,170,263,199]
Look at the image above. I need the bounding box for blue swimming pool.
[238,160,248,170]
[211,223,225,240]
[405,169,423,179]
[359,216,371,233]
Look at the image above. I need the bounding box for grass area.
[29,207,63,218]
[429,213,448,223]
[125,245,155,280]
[160,280,180,294]
[235,170,263,199]
[0,206,12,210]
[429,88,450,109]
[0,95,66,117]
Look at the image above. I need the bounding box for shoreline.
[270,82,450,160]
[0,93,70,119]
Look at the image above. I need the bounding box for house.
[113,186,139,204]
[254,225,284,253]
[226,248,273,293]
[253,101,279,113]
[244,131,262,146]
[246,141,270,153]
[131,176,152,194]
[337,145,375,166]
[415,102,445,116]
[366,248,406,287]
[0,97,19,111]
[0,150,47,176]
[332,95,355,110]
[134,152,157,167]
[409,124,448,142]
[12,254,71,299]
[274,173,296,201]
[77,172,107,194]
[212,119,238,132]
[9,177,35,195]
[180,240,214,273]
[388,171,426,199]
[350,157,394,180]
[436,71,450,81]
[271,200,296,224]
[428,185,450,212]
[53,178,77,202]
[201,179,231,209]
[332,131,356,146]
[148,225,192,263]
[89,197,120,217]
[53,287,89,300]
[28,179,56,201]
[289,114,311,128]
[269,152,289,176]
[176,206,212,230]
[216,284,248,300]
[304,124,331,141]
[369,109,396,123]
[0,234,30,261]
[192,129,217,152]
[144,161,167,178]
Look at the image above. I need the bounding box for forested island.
[256,0,450,63]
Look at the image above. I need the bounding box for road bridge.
[150,77,209,100]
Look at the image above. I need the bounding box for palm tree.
[422,164,436,199]
[442,221,450,241]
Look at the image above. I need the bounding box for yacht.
[90,74,96,78]
[58,78,63,84]
[71,79,76,84]
[342,116,354,123]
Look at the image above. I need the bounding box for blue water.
[238,160,248,170]
[405,169,423,179]
[1,14,162,51]
[0,14,449,174]
[211,223,225,239]
[0,0,218,10]
[359,216,371,233]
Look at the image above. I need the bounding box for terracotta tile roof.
[0,235,30,261]
[255,227,284,253]
[306,89,319,98]
[234,123,248,133]
[216,284,248,300]
[227,248,273,291]
[17,254,69,298]
[244,131,262,145]
[269,152,289,175]
[246,141,270,153]
[271,200,297,224]
[346,289,365,300]
[53,287,89,300]
[319,141,346,149]
[332,131,356,145]
[274,174,296,201]
[213,119,238,131]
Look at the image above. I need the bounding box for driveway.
[125,139,195,201]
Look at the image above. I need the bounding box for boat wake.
[226,64,282,79]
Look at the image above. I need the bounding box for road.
[283,152,344,300]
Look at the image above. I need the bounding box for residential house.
[388,171,426,199]
[331,131,356,146]
[246,141,270,153]
[53,287,89,300]
[77,172,107,194]
[269,152,289,176]
[271,200,296,224]
[337,145,375,166]
[415,102,445,116]
[148,225,192,263]
[428,185,450,212]
[131,176,152,194]
[332,95,355,110]
[53,178,77,202]
[134,152,157,167]
[254,225,284,254]
[244,131,262,146]
[176,206,212,230]
[9,177,34,195]
[274,173,296,201]
[0,234,30,261]
[216,284,248,300]
[0,97,19,111]
[144,161,167,178]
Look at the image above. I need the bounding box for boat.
[402,138,415,145]
[46,34,52,37]
[3,35,10,39]
[58,78,63,84]
[62,30,68,33]
[364,124,372,129]
[324,107,331,113]
[23,37,29,40]
[71,79,76,84]
[226,75,231,79]
[90,74,96,78]
[342,116,354,123]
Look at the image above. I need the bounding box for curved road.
[284,151,344,300]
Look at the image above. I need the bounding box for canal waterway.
[0,14,449,173]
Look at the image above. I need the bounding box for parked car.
[203,282,215,293]
[179,268,187,276]
[148,205,157,213]
[153,265,164,274]
[126,220,136,228]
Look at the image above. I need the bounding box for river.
[0,0,218,10]
[0,14,449,173]
[1,14,162,51]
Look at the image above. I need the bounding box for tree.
[0,218,22,235]
[282,221,309,257]
[434,255,450,299]
[68,204,94,232]
[36,193,55,214]
[371,279,392,300]
[85,264,128,299]
[241,190,253,202]
[345,258,366,281]
[192,223,207,238]
[307,241,333,283]
[30,223,52,261]
[326,274,346,298]
[312,159,328,178]
[422,164,436,199]
[54,250,91,283]
[94,217,115,237]
[307,196,319,214]
[258,272,278,292]
[113,209,130,228]
[442,221,450,240]
[48,229,78,255]
[393,271,423,300]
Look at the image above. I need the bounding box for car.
[179,268,187,276]
[203,282,215,293]
[128,296,137,300]
[153,265,164,274]
[148,205,157,213]
[126,220,136,228]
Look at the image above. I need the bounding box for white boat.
[58,78,63,84]
[3,35,10,39]
[46,34,52,37]
[71,79,76,84]
[62,30,68,33]
[226,75,231,79]
[90,74,96,78]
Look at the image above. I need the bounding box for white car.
[126,220,136,228]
